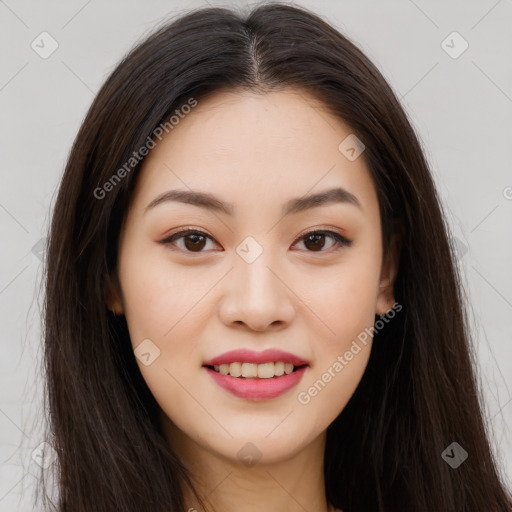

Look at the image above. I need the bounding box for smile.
[202,348,309,400]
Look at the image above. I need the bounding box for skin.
[108,88,399,512]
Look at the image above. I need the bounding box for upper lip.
[203,349,309,367]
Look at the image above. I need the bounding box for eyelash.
[160,227,352,254]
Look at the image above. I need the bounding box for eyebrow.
[144,186,361,216]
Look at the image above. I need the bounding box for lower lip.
[204,366,308,401]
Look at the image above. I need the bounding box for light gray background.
[1,0,511,509]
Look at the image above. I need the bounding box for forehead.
[146,88,352,165]
[130,88,378,217]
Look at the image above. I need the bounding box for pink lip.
[204,366,308,401]
[202,349,309,401]
[203,349,309,366]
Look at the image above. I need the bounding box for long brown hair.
[38,3,512,511]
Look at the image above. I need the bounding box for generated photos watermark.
[297,301,402,405]
[93,97,198,200]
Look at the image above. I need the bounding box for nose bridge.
[235,234,281,299]
[221,234,294,330]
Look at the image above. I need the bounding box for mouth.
[202,356,309,401]
[202,349,310,400]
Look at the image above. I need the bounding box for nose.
[218,250,296,332]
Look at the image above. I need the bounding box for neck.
[161,413,331,512]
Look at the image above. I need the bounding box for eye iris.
[184,233,206,251]
[304,233,326,251]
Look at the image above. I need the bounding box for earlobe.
[376,284,395,316]
[376,228,402,315]
[106,272,124,315]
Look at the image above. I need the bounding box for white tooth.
[213,361,296,378]
[274,361,285,376]
[229,362,242,377]
[241,362,258,378]
[257,362,275,379]
[284,363,294,375]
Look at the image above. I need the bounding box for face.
[109,88,398,465]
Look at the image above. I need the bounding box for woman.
[38,3,512,511]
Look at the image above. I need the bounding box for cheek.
[294,246,380,420]
[296,280,376,428]
[117,243,211,392]
[301,248,382,347]
[118,243,210,342]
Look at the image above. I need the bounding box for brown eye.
[303,233,327,251]
[294,230,352,252]
[162,229,216,253]
[182,233,207,251]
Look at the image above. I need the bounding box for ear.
[376,226,402,315]
[106,271,124,315]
